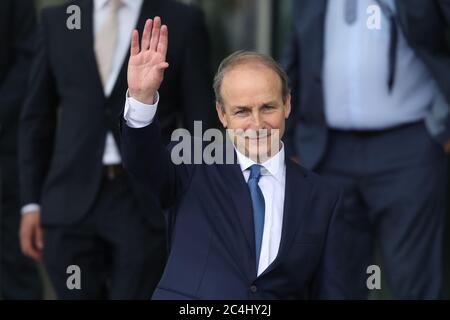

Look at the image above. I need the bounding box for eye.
[262,105,275,111]
[234,109,249,115]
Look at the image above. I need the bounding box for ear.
[216,102,228,128]
[284,94,292,119]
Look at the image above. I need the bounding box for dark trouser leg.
[316,131,374,299]
[363,123,446,299]
[43,225,110,299]
[96,174,166,299]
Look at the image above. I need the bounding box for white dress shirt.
[21,0,143,215]
[124,94,286,276]
[234,146,286,276]
[323,0,444,130]
[96,0,143,165]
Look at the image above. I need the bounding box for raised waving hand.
[127,17,169,104]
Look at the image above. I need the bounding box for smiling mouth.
[245,134,271,141]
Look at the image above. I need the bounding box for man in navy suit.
[282,0,450,299]
[121,17,352,299]
[19,0,215,299]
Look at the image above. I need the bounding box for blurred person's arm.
[123,18,193,210]
[437,0,450,152]
[0,0,36,138]
[439,0,450,24]
[19,9,60,261]
[0,0,44,261]
[280,20,301,164]
[179,7,218,132]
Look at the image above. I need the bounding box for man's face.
[216,62,291,162]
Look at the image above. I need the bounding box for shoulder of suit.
[158,0,204,23]
[288,160,341,200]
[39,0,79,23]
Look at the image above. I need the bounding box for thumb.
[157,62,169,71]
[36,225,44,250]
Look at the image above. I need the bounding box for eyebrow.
[259,101,278,107]
[231,101,279,110]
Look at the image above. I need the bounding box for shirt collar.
[95,0,141,11]
[95,0,109,10]
[235,142,285,181]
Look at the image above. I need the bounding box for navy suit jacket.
[282,0,450,169]
[121,119,352,299]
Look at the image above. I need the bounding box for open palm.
[128,17,169,104]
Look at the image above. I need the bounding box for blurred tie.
[344,0,357,24]
[374,0,398,92]
[95,0,122,88]
[247,164,265,271]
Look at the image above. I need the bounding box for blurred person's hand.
[20,210,44,261]
[128,17,169,104]
[444,140,450,154]
[290,155,300,165]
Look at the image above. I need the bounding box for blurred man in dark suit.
[0,0,43,299]
[283,0,450,299]
[19,0,216,299]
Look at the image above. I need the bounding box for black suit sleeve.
[179,8,218,132]
[0,0,36,134]
[19,10,59,206]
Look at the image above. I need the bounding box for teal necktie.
[247,164,265,270]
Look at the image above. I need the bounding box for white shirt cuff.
[21,203,41,215]
[123,90,159,128]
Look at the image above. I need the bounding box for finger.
[36,226,44,250]
[19,226,30,254]
[157,25,168,58]
[30,225,43,260]
[21,228,40,260]
[141,19,152,51]
[28,247,42,261]
[157,62,169,71]
[130,29,140,56]
[149,16,161,52]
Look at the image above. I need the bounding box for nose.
[249,110,263,130]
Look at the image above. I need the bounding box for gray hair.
[213,51,290,107]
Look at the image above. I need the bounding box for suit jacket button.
[250,285,258,293]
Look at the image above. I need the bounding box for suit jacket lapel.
[77,0,104,96]
[258,160,312,278]
[279,161,312,255]
[214,137,257,278]
[222,160,258,277]
[394,0,416,47]
[109,0,163,101]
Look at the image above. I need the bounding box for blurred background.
[37,0,293,62]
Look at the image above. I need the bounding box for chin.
[246,142,273,163]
